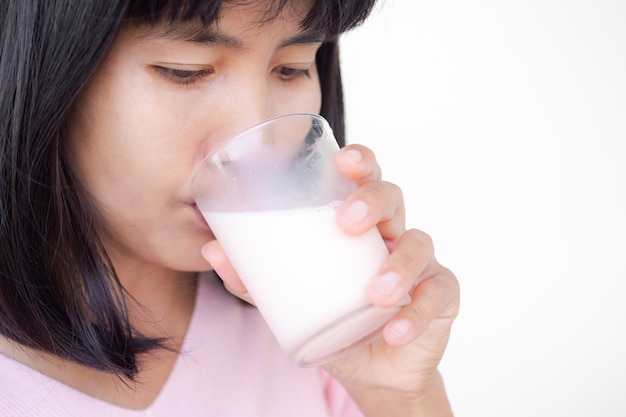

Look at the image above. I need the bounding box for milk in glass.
[203,201,390,360]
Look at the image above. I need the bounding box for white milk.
[203,201,392,362]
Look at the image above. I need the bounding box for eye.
[275,66,312,82]
[153,66,214,85]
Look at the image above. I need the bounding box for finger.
[383,264,460,347]
[333,144,382,184]
[201,240,254,304]
[336,180,405,239]
[368,229,434,307]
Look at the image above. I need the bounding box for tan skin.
[0,2,460,415]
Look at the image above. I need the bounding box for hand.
[202,144,460,413]
[201,239,254,306]
[325,145,460,415]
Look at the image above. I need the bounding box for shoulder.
[0,351,119,416]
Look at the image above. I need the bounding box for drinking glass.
[191,113,408,366]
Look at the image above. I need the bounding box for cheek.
[69,69,198,187]
[308,66,323,113]
[274,71,322,116]
[305,84,323,115]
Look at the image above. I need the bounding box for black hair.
[0,0,376,379]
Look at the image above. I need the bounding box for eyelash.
[276,66,311,82]
[153,66,214,86]
[154,65,311,86]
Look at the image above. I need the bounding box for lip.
[190,203,210,229]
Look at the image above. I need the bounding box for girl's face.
[67,3,323,273]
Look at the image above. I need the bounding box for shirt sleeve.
[319,368,365,417]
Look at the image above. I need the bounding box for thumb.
[201,240,254,305]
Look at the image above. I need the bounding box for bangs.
[124,0,377,37]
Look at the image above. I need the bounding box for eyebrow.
[277,30,327,49]
[138,22,327,50]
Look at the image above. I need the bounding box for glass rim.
[190,112,327,187]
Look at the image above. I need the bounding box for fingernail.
[389,319,411,340]
[342,200,368,223]
[373,272,400,296]
[344,149,362,163]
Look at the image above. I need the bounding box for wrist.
[349,371,453,417]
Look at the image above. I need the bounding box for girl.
[0,0,460,415]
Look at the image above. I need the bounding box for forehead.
[131,1,325,48]
[125,0,376,40]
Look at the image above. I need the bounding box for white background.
[339,1,626,416]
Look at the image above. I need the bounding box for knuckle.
[394,249,416,276]
[404,298,430,325]
[407,228,434,256]
[383,180,403,199]
[357,181,386,204]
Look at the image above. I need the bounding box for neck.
[111,260,199,340]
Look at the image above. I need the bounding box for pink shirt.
[0,273,364,417]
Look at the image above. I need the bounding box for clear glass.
[191,113,408,367]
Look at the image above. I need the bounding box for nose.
[193,68,280,180]
[211,79,277,148]
[191,78,277,193]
